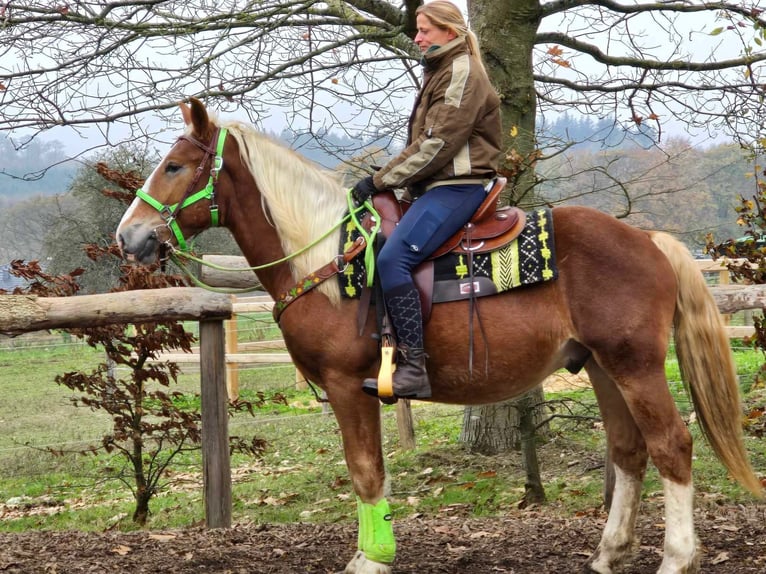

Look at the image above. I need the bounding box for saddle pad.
[337,208,558,302]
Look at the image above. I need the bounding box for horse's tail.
[650,231,762,497]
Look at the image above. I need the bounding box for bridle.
[130,125,380,322]
[135,127,228,252]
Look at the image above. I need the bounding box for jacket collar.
[421,36,469,70]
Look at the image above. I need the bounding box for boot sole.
[361,383,431,404]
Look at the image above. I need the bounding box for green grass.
[1,331,765,533]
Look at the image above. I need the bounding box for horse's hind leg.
[588,360,699,574]
[586,361,647,573]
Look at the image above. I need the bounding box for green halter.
[135,128,228,252]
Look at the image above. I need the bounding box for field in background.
[0,324,764,533]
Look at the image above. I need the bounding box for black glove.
[351,175,378,205]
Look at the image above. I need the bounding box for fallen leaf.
[111,545,132,556]
[148,533,177,542]
[711,551,730,564]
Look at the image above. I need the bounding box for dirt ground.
[1,502,765,573]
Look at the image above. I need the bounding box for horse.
[116,98,762,574]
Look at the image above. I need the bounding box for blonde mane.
[221,120,348,304]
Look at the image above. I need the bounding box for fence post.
[199,318,232,528]
[396,400,416,450]
[225,315,239,401]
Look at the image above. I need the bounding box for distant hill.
[0,137,77,202]
[0,129,370,204]
[539,114,658,150]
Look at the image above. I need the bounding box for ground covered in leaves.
[1,502,764,573]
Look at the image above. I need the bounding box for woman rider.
[351,0,502,401]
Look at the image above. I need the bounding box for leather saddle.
[363,177,525,319]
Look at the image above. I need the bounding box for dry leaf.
[111,545,132,556]
[711,551,730,564]
[148,533,177,542]
[547,45,563,57]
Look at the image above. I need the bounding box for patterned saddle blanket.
[338,208,558,304]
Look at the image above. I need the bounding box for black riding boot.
[362,284,431,403]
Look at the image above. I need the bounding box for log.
[200,255,262,289]
[0,287,232,336]
[709,284,766,314]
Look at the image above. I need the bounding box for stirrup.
[362,339,397,404]
[376,341,396,400]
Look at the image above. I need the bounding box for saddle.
[364,177,525,319]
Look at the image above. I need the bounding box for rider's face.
[414,14,457,53]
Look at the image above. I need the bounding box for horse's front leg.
[326,381,395,574]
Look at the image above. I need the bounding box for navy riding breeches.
[377,183,488,293]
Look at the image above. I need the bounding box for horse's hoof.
[343,550,393,574]
[343,550,366,573]
[585,551,614,574]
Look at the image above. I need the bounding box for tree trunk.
[470,0,541,206]
[518,390,546,505]
[460,386,547,454]
[458,0,549,496]
[133,488,150,526]
[461,400,520,455]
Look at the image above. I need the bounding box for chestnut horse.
[116,98,761,574]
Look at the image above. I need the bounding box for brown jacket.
[373,36,502,194]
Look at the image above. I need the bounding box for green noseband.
[135,127,228,252]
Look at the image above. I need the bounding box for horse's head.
[116,98,229,264]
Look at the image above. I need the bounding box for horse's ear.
[180,101,192,126]
[180,97,209,136]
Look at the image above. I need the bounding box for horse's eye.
[165,162,182,174]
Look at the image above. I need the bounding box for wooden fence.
[0,288,234,529]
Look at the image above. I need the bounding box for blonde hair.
[416,0,486,71]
